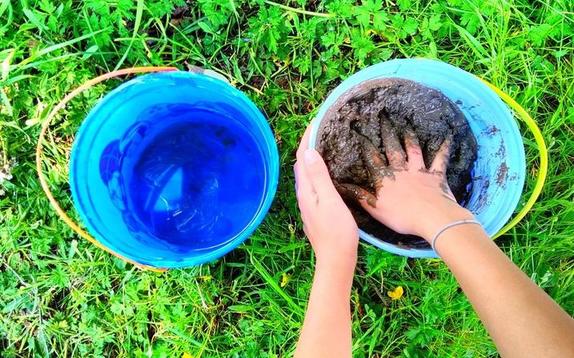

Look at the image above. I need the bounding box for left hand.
[294,125,359,270]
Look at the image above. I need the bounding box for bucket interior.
[70,72,279,267]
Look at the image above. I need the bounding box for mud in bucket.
[310,59,543,258]
[58,70,279,269]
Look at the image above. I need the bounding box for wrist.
[315,252,357,280]
[314,259,356,293]
[419,204,475,242]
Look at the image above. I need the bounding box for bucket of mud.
[67,70,279,268]
[310,59,527,258]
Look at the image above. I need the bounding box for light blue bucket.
[310,59,526,258]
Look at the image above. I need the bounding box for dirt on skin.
[316,78,478,248]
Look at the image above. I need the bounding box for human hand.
[294,126,359,270]
[339,125,474,242]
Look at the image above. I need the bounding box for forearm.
[435,225,574,357]
[295,260,355,358]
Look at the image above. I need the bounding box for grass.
[1,0,573,356]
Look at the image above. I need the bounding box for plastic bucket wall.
[70,71,279,268]
[310,59,526,258]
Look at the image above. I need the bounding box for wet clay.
[316,78,477,248]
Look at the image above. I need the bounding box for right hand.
[339,128,475,242]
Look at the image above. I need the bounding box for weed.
[1,0,573,356]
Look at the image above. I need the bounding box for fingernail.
[304,149,320,164]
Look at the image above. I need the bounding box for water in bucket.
[71,72,279,268]
[100,105,266,251]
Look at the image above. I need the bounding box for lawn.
[1,0,573,356]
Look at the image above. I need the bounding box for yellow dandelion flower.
[387,286,404,300]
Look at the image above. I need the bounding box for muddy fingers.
[380,116,407,168]
[404,128,425,170]
[428,135,456,200]
[336,183,378,208]
[430,134,453,173]
[356,135,387,187]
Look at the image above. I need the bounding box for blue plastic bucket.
[70,71,279,268]
[310,59,526,258]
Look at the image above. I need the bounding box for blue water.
[114,107,266,251]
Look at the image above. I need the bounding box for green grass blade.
[114,0,144,70]
[15,29,106,69]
